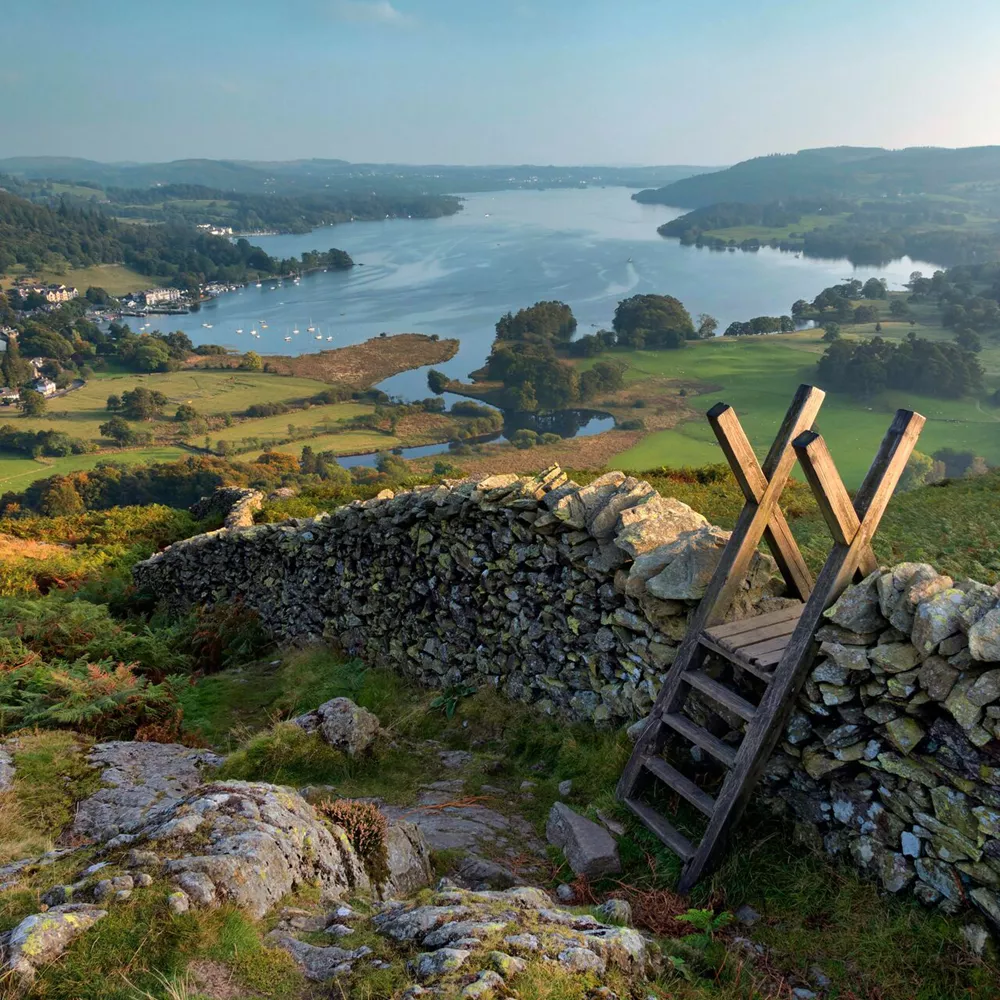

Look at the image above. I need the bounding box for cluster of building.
[13,283,79,304]
[133,286,183,307]
[0,354,59,405]
[195,223,235,236]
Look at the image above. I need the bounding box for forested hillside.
[634,145,1000,207]
[638,146,1000,266]
[0,190,350,287]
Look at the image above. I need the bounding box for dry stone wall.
[750,564,1000,928]
[134,470,1000,927]
[135,467,779,725]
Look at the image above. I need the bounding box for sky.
[3,0,999,166]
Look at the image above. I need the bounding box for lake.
[160,188,938,401]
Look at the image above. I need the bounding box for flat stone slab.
[380,783,546,876]
[73,742,224,842]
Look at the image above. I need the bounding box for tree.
[853,305,879,324]
[119,387,168,420]
[240,351,263,371]
[889,299,910,320]
[696,314,718,339]
[1,335,32,389]
[427,369,449,394]
[613,294,695,349]
[175,403,198,422]
[40,477,84,516]
[791,299,810,318]
[106,394,122,412]
[862,277,888,299]
[18,389,46,417]
[955,328,982,353]
[99,415,133,445]
[822,323,841,342]
[897,451,934,493]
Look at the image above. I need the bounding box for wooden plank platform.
[701,604,805,678]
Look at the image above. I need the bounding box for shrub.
[0,658,186,740]
[511,429,538,449]
[182,602,272,673]
[618,418,645,431]
[316,798,390,887]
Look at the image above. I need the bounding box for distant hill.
[0,157,719,197]
[633,145,1000,208]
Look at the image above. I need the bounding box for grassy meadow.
[0,446,189,492]
[605,314,1000,486]
[6,369,330,442]
[0,263,149,296]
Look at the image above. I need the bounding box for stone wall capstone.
[134,470,1000,928]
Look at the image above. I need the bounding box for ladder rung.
[698,634,777,682]
[624,797,695,860]
[661,712,738,767]
[683,671,757,722]
[642,755,716,817]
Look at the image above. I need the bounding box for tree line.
[817,332,983,399]
[0,189,353,289]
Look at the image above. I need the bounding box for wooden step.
[705,604,803,640]
[624,797,695,860]
[683,670,757,722]
[661,712,738,767]
[642,755,716,817]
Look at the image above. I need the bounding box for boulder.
[383,819,434,897]
[292,698,382,756]
[4,904,107,986]
[546,802,620,878]
[824,573,886,633]
[613,496,709,557]
[0,747,14,793]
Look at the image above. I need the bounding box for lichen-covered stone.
[292,697,382,755]
[4,905,108,985]
[969,608,1000,663]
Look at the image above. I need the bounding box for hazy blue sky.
[4,0,999,165]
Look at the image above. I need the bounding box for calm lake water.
[159,188,938,401]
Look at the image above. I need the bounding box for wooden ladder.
[617,384,925,892]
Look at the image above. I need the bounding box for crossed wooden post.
[617,384,925,893]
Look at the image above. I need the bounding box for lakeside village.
[0,279,231,407]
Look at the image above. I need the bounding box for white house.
[141,287,182,306]
[31,378,57,397]
[0,387,20,404]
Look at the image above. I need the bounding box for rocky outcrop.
[73,741,223,843]
[135,468,778,726]
[372,882,651,985]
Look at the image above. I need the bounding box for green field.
[702,212,851,242]
[239,429,401,462]
[608,327,1000,486]
[8,370,334,443]
[0,263,149,296]
[0,446,188,490]
[202,402,372,450]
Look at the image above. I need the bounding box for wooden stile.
[616,386,924,893]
